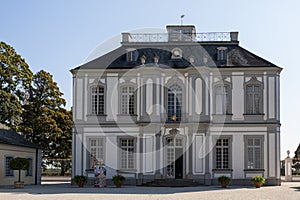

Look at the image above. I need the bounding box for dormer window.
[171,48,182,59]
[217,47,227,61]
[126,48,138,62]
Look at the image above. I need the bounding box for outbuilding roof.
[0,125,40,149]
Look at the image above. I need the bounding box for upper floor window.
[245,80,263,114]
[126,49,138,62]
[91,86,105,115]
[214,84,231,114]
[167,84,182,122]
[5,156,14,176]
[121,86,135,115]
[217,47,227,61]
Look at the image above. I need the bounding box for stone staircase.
[142,179,200,187]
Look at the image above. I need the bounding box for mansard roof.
[74,42,278,71]
[0,124,40,149]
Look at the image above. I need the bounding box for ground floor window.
[120,138,135,170]
[89,138,104,166]
[214,137,231,169]
[5,156,14,176]
[245,136,264,169]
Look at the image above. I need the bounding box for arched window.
[245,78,263,114]
[121,86,135,115]
[91,86,105,115]
[167,84,182,122]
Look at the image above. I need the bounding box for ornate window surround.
[118,82,137,116]
[212,80,232,115]
[88,80,106,115]
[244,77,264,115]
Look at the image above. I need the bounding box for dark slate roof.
[0,127,40,149]
[74,42,278,70]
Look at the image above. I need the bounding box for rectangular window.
[215,85,230,114]
[91,86,105,115]
[246,85,261,114]
[89,138,104,164]
[246,137,263,169]
[26,158,33,176]
[5,156,14,176]
[121,86,135,115]
[215,138,230,169]
[120,138,135,169]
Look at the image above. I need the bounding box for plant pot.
[221,181,228,188]
[115,184,122,188]
[77,182,85,187]
[14,181,24,189]
[254,182,262,188]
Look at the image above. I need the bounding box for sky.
[1,0,299,159]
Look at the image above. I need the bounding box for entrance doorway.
[166,137,184,179]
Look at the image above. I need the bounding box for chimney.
[230,32,239,42]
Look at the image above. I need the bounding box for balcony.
[122,32,238,43]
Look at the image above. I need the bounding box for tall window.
[246,137,263,169]
[26,158,33,176]
[120,138,135,169]
[215,84,230,114]
[246,84,262,114]
[5,156,14,176]
[89,138,104,163]
[167,85,182,121]
[215,138,230,169]
[121,86,135,115]
[91,86,105,115]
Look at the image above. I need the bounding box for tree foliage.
[0,41,33,128]
[19,70,72,175]
[0,41,72,176]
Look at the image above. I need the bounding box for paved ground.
[0,182,300,200]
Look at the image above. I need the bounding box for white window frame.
[245,77,263,114]
[167,84,182,122]
[213,136,232,169]
[119,138,136,170]
[88,137,105,164]
[120,86,136,115]
[91,86,105,115]
[5,156,14,176]
[244,136,264,169]
[214,83,231,115]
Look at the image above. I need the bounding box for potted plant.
[252,176,265,188]
[218,175,231,188]
[8,157,30,188]
[73,175,88,187]
[112,174,125,188]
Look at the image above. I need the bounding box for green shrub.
[252,176,265,184]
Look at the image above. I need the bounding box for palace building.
[71,24,282,186]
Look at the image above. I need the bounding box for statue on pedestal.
[94,159,107,187]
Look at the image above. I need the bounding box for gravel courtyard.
[0,182,299,200]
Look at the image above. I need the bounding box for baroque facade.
[71,25,282,186]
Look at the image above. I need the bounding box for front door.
[175,148,183,179]
[166,137,184,179]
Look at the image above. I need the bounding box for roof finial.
[180,14,185,25]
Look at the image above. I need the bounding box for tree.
[19,70,72,175]
[0,41,33,128]
[9,157,30,183]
